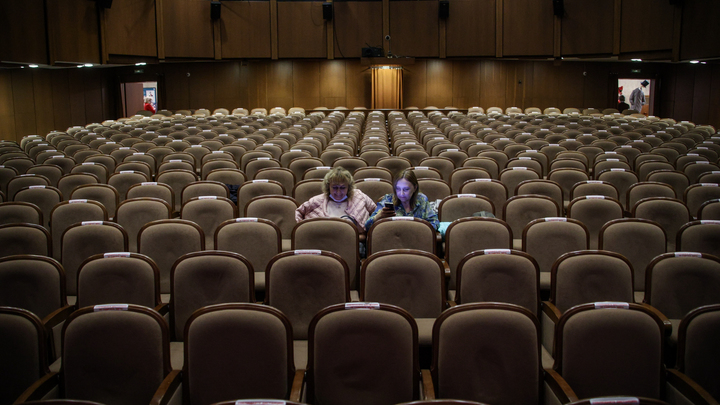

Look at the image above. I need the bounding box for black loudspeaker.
[96,0,113,9]
[211,1,221,20]
[439,0,449,18]
[553,0,564,17]
[323,3,332,21]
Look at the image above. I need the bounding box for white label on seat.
[345,302,380,310]
[29,185,46,189]
[587,195,606,199]
[253,179,269,183]
[621,145,632,148]
[404,141,417,144]
[697,146,709,150]
[392,216,414,221]
[688,153,700,156]
[81,221,103,225]
[696,161,710,164]
[203,129,211,132]
[444,149,460,152]
[294,249,321,255]
[700,183,719,187]
[107,142,117,145]
[476,142,488,145]
[94,304,129,312]
[545,217,566,222]
[415,166,429,170]
[120,170,135,174]
[364,178,382,182]
[315,166,331,170]
[610,168,625,172]
[198,196,217,200]
[257,157,271,161]
[141,182,157,186]
[104,252,131,258]
[474,178,492,182]
[485,249,511,255]
[634,140,645,143]
[219,134,228,137]
[675,252,702,257]
[646,135,656,138]
[549,144,559,147]
[713,171,720,174]
[606,158,620,162]
[191,145,204,148]
[52,155,64,159]
[235,217,258,223]
[605,151,617,154]
[458,194,476,198]
[133,152,145,155]
[701,220,720,225]
[69,199,88,204]
[512,167,528,170]
[158,135,168,138]
[519,157,532,160]
[212,151,225,154]
[236,401,288,405]
[581,134,592,136]
[594,302,630,309]
[589,397,639,405]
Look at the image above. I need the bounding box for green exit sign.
[134,69,144,74]
[631,69,641,73]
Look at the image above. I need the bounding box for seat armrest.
[447,300,457,307]
[42,305,74,330]
[151,369,181,405]
[666,369,720,405]
[289,369,305,402]
[543,368,578,404]
[541,301,562,324]
[638,303,672,336]
[154,302,170,316]
[14,371,60,402]
[421,369,435,400]
[541,301,562,353]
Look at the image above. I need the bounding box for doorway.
[618,78,654,116]
[120,81,158,117]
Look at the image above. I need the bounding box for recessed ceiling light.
[690,60,700,64]
[631,59,642,62]
[29,64,39,68]
[77,65,84,68]
[84,63,93,67]
[135,62,147,66]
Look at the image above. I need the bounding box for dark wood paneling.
[334,1,384,58]
[32,70,56,134]
[188,63,216,110]
[478,60,509,108]
[620,0,674,54]
[710,65,720,131]
[672,64,695,122]
[503,0,554,56]
[213,62,246,111]
[0,0,48,64]
[582,62,612,110]
[293,61,321,108]
[162,0,214,58]
[446,0,496,57]
[221,1,272,59]
[451,61,481,108]
[46,0,101,64]
[51,70,73,131]
[425,60,453,108]
[389,0,439,58]
[320,60,347,108]
[561,0,614,56]
[247,62,269,110]
[0,71,17,141]
[402,60,427,108]
[164,64,191,111]
[11,70,38,137]
[345,59,371,109]
[266,60,294,108]
[680,0,720,60]
[277,1,327,58]
[104,0,158,57]
[691,65,711,125]
[67,70,88,126]
[83,70,106,124]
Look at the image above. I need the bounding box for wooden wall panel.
[620,0,674,54]
[0,0,48,64]
[247,62,269,110]
[389,0,439,58]
[503,0,554,56]
[277,1,327,58]
[213,62,246,111]
[561,0,614,56]
[451,61,482,108]
[162,0,214,58]
[691,65,711,125]
[345,59,371,109]
[163,64,191,111]
[12,70,38,137]
[478,61,509,108]
[334,1,384,58]
[710,65,720,131]
[266,61,294,109]
[319,60,347,108]
[293,61,322,108]
[680,0,720,60]
[402,60,428,108]
[672,64,695,122]
[582,62,612,110]
[425,60,453,108]
[446,0,496,57]
[220,1,272,59]
[46,0,101,64]
[51,71,73,131]
[104,0,157,57]
[67,70,89,126]
[32,71,56,133]
[0,71,17,141]
[187,63,216,110]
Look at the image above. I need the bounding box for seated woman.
[365,169,439,230]
[295,167,377,232]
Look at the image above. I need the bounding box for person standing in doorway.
[144,97,156,114]
[629,80,649,112]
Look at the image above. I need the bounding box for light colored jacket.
[295,189,377,231]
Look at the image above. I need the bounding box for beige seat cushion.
[171,341,184,370]
[294,340,308,370]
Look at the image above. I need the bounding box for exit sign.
[631,69,641,73]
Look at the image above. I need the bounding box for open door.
[618,78,654,116]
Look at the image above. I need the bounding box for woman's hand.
[375,206,395,220]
